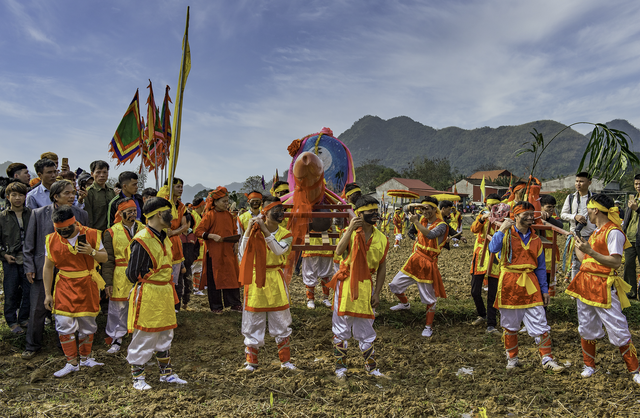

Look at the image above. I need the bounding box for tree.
[194,188,212,201]
[355,159,400,193]
[241,175,264,194]
[401,157,459,191]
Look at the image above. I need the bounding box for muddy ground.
[1,229,640,417]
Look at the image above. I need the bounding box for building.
[452,178,508,203]
[541,176,619,193]
[375,178,458,205]
[467,169,513,181]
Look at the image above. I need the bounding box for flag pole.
[168,6,190,202]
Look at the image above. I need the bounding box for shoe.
[54,363,79,378]
[160,374,187,384]
[211,309,223,315]
[21,350,37,360]
[230,305,243,313]
[390,302,410,311]
[193,290,205,296]
[335,368,347,379]
[10,325,25,335]
[322,299,332,308]
[542,358,565,372]
[133,378,152,390]
[19,321,29,328]
[369,369,385,377]
[80,358,104,367]
[633,373,640,385]
[243,364,257,372]
[422,326,433,338]
[519,325,528,334]
[306,300,315,309]
[506,357,520,370]
[175,309,179,313]
[581,365,596,378]
[393,244,399,248]
[44,318,51,326]
[486,326,500,335]
[281,362,297,370]
[107,339,122,354]
[482,286,488,292]
[472,316,486,326]
[453,243,459,247]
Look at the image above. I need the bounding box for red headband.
[54,217,76,229]
[245,192,262,201]
[261,200,282,216]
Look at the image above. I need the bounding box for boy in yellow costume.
[238,191,263,234]
[239,196,296,371]
[125,197,187,390]
[329,195,388,379]
[102,198,144,354]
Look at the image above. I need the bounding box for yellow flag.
[480,175,486,202]
[168,6,191,201]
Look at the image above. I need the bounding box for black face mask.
[363,212,380,225]
[160,211,173,225]
[56,225,75,239]
[270,210,285,223]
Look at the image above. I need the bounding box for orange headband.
[513,184,526,193]
[245,192,262,201]
[54,216,76,229]
[261,200,282,216]
[192,200,205,209]
[512,205,531,216]
[117,200,137,213]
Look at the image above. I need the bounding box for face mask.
[363,212,379,225]
[250,200,261,209]
[57,226,75,239]
[124,211,136,222]
[160,211,173,225]
[270,210,285,222]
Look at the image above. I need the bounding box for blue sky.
[2,0,640,189]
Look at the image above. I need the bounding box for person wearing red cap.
[194,187,241,313]
[238,196,296,372]
[42,205,108,378]
[488,201,564,372]
[238,191,263,234]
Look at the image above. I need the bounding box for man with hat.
[194,187,241,313]
[566,194,640,384]
[125,197,187,390]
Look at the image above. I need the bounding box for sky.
[2,0,640,189]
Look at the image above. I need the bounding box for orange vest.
[566,222,628,308]
[469,214,500,278]
[169,201,186,263]
[46,226,103,317]
[400,217,448,297]
[494,226,544,309]
[393,213,404,234]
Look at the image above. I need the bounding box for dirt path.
[1,231,639,417]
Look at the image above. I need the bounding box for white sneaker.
[506,357,520,370]
[422,326,433,337]
[80,358,104,367]
[633,373,640,385]
[482,286,488,292]
[306,300,315,309]
[335,368,347,379]
[542,358,564,372]
[369,369,385,377]
[243,364,257,372]
[281,362,297,370]
[393,244,399,248]
[453,243,459,247]
[581,365,596,378]
[390,302,410,311]
[322,299,332,308]
[471,316,486,326]
[160,374,187,384]
[486,326,500,335]
[107,339,122,354]
[193,290,205,296]
[54,363,79,378]
[133,378,152,390]
[519,325,528,334]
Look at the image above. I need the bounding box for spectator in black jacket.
[107,171,145,228]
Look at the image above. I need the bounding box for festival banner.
[108,89,142,165]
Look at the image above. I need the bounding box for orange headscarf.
[508,183,527,203]
[238,199,282,289]
[204,186,228,213]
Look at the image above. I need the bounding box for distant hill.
[338,116,593,179]
[0,161,12,177]
[585,119,640,153]
[182,183,211,203]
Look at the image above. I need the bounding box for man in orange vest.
[42,205,108,378]
[489,201,564,372]
[566,194,639,384]
[392,208,404,248]
[388,196,448,338]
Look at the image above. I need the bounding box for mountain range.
[338,116,640,179]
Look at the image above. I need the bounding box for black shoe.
[626,293,637,300]
[21,350,38,360]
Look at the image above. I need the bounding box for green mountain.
[338,116,595,179]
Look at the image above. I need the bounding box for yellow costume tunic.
[192,210,205,263]
[244,227,293,312]
[127,227,177,332]
[469,214,500,277]
[108,221,144,301]
[334,228,388,319]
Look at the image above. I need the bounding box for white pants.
[55,315,97,336]
[127,329,174,365]
[105,300,129,340]
[302,257,335,287]
[388,272,437,305]
[395,234,402,242]
[500,306,550,337]
[332,280,376,351]
[241,310,292,348]
[577,289,632,346]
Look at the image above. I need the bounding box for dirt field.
[1,229,640,417]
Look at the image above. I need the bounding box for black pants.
[25,279,49,352]
[470,274,499,327]
[623,245,639,297]
[175,268,192,311]
[206,256,241,310]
